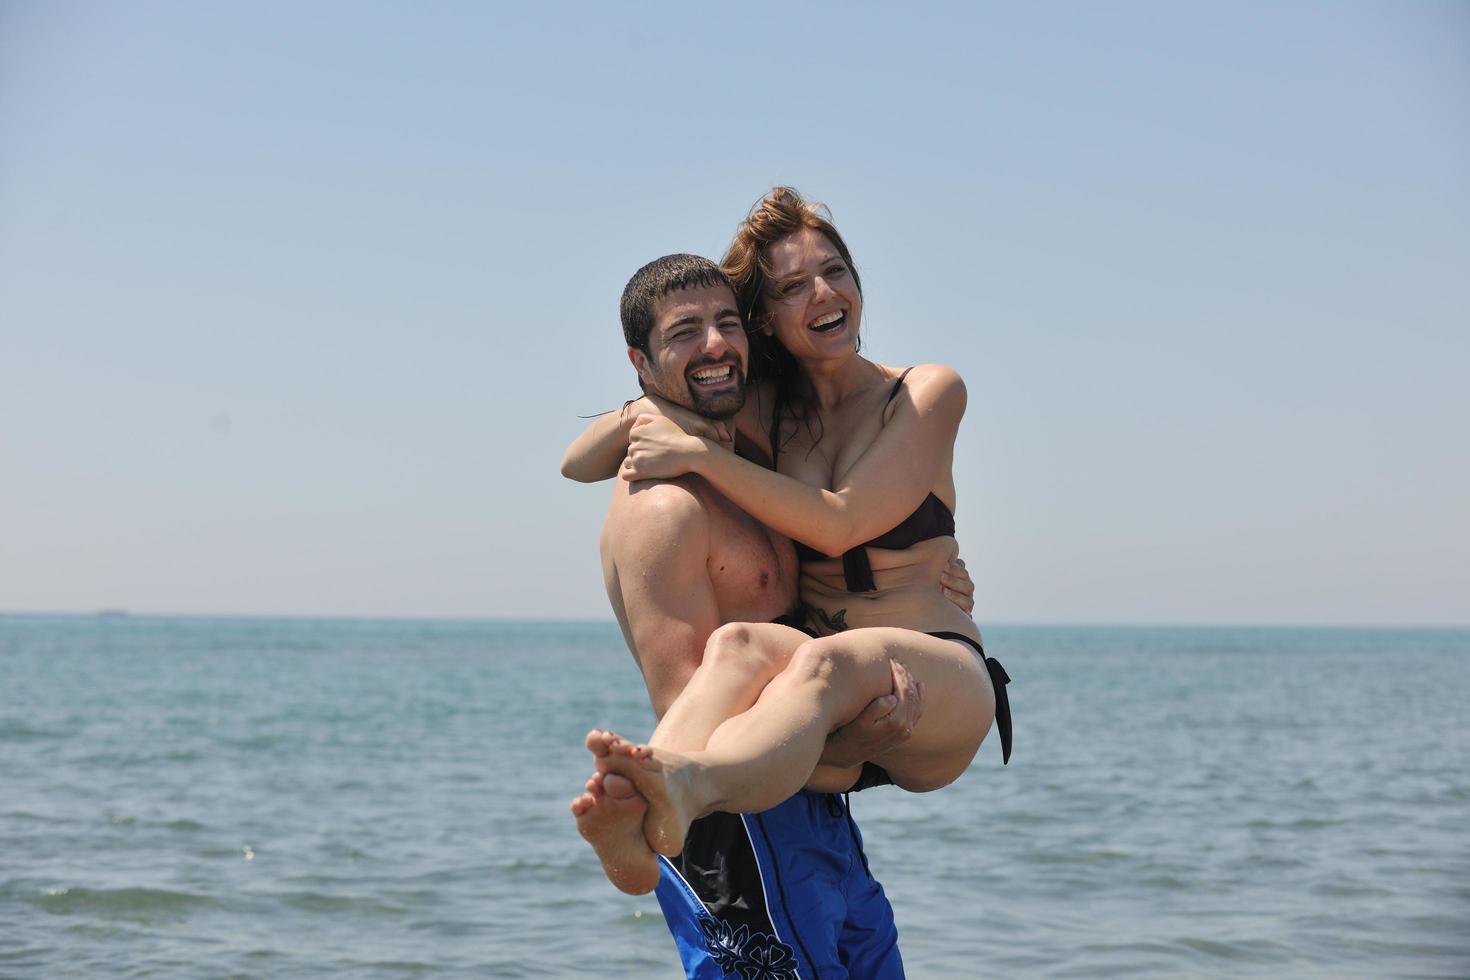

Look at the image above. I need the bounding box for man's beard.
[659,355,746,420]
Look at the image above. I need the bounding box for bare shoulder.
[624,477,708,519]
[604,478,711,556]
[892,363,967,416]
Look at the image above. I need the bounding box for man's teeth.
[809,311,845,330]
[691,365,734,384]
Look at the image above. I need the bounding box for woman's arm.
[560,401,640,483]
[621,364,966,555]
[560,395,735,483]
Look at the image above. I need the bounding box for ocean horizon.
[2,615,1466,977]
[10,610,1470,627]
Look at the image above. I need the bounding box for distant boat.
[95,609,130,618]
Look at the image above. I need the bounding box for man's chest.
[704,495,799,621]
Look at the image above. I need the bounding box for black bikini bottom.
[769,615,1013,771]
[927,631,1012,766]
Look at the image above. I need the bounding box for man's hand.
[817,659,925,770]
[942,557,975,616]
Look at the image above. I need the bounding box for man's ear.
[627,347,653,387]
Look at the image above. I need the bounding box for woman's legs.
[596,628,995,857]
[572,621,812,896]
[648,622,811,752]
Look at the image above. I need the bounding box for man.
[569,254,956,979]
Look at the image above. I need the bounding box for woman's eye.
[826,264,846,278]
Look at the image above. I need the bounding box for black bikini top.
[778,368,956,592]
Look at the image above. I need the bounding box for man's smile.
[688,358,741,388]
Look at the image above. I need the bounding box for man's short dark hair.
[620,254,738,354]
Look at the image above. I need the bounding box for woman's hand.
[634,393,734,449]
[621,414,717,482]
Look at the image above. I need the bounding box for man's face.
[630,283,748,420]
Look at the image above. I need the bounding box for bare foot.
[569,767,660,895]
[593,730,701,858]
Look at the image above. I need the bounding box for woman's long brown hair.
[721,186,864,459]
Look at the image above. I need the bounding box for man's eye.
[671,330,696,342]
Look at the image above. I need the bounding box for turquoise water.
[1,616,1466,978]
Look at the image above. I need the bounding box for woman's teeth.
[691,365,734,385]
[808,311,845,332]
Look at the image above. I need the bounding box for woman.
[569,187,1011,893]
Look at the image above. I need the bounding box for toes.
[585,729,605,753]
[603,772,638,799]
[603,735,639,757]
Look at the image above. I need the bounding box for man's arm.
[607,481,723,718]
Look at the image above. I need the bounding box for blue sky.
[2,1,1466,624]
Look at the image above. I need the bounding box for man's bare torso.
[601,475,799,670]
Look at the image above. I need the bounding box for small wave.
[3,810,66,825]
[1138,873,1191,890]
[195,845,258,859]
[36,886,216,918]
[334,959,433,975]
[0,718,70,741]
[491,856,572,874]
[1233,852,1309,870]
[73,750,202,770]
[1243,816,1343,831]
[1177,936,1285,961]
[223,733,291,750]
[281,891,406,917]
[1310,876,1394,898]
[1078,939,1180,957]
[321,842,368,862]
[1025,848,1131,866]
[992,809,1060,825]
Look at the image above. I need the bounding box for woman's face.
[761,226,862,363]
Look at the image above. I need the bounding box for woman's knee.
[702,623,789,679]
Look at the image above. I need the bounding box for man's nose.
[699,323,730,354]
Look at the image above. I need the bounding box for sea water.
[1,616,1465,978]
